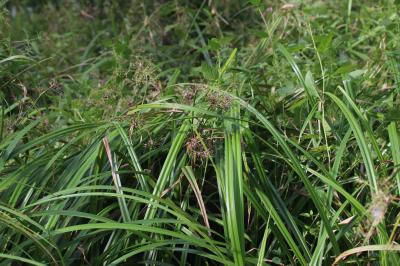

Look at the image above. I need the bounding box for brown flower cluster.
[206,92,232,111]
[185,135,212,163]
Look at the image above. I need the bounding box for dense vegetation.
[1,0,400,265]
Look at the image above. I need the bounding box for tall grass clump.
[0,0,400,265]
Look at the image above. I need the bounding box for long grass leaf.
[326,92,378,193]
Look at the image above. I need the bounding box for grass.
[1,0,400,265]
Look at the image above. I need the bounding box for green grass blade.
[277,44,319,105]
[0,253,45,266]
[256,190,307,266]
[115,122,149,192]
[388,122,400,193]
[182,166,211,232]
[326,91,378,193]
[256,218,270,266]
[224,102,245,266]
[144,120,191,220]
[235,95,341,257]
[103,137,131,223]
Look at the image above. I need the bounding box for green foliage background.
[0,0,400,265]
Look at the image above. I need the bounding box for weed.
[0,1,400,265]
